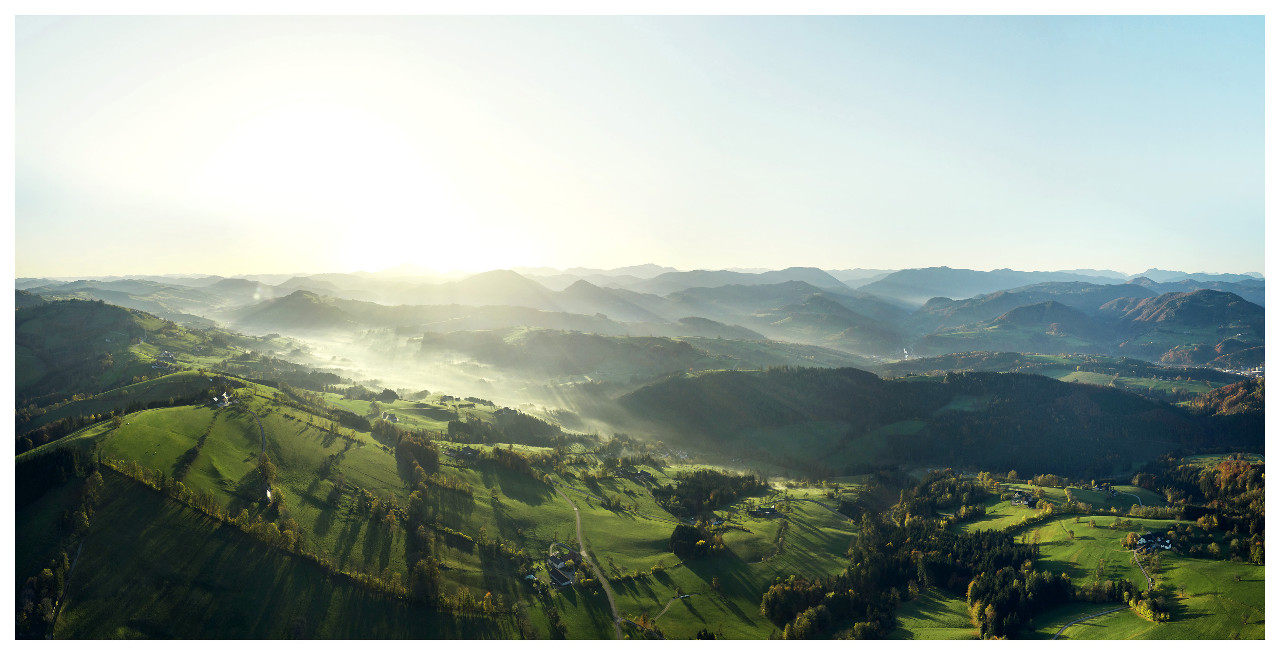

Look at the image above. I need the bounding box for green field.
[17,365,1262,640]
[603,497,856,639]
[1180,453,1264,468]
[1018,516,1265,639]
[19,371,220,432]
[48,471,515,638]
[1030,558,1266,640]
[888,589,977,639]
[953,482,1168,534]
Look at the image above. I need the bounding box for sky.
[14,13,1266,278]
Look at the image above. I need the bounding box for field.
[19,371,220,433]
[888,589,977,639]
[954,482,1166,534]
[47,471,515,638]
[1180,453,1264,468]
[17,366,1262,641]
[1029,558,1266,640]
[1015,516,1265,639]
[604,497,857,639]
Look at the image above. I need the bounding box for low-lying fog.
[241,325,638,437]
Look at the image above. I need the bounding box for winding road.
[557,481,680,525]
[554,486,623,639]
[1051,606,1125,639]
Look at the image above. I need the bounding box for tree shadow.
[495,469,554,506]
[335,516,364,568]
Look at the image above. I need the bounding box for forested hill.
[618,368,1262,479]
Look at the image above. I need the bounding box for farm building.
[1010,490,1038,508]
[548,566,573,587]
[1135,533,1173,553]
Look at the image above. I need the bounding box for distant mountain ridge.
[18,264,1265,367]
[859,267,1135,309]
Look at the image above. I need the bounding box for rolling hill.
[858,267,1127,309]
[617,368,1259,478]
[625,267,851,296]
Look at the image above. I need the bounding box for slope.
[618,369,1257,479]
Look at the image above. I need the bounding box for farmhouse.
[1135,532,1173,553]
[444,446,481,459]
[1010,490,1038,508]
[617,469,656,484]
[548,566,573,587]
[749,506,781,518]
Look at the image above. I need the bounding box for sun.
[195,103,452,223]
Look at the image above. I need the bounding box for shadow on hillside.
[609,576,660,603]
[494,467,554,506]
[422,488,475,529]
[335,516,364,569]
[360,518,390,571]
[491,503,534,544]
[899,589,957,619]
[556,585,614,631]
[682,553,757,625]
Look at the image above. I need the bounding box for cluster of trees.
[668,523,725,559]
[17,412,109,455]
[329,384,400,403]
[1126,585,1173,622]
[762,471,1083,640]
[485,444,538,477]
[215,354,344,392]
[17,382,232,456]
[394,432,440,473]
[16,552,70,637]
[891,468,991,521]
[331,408,371,432]
[652,469,768,517]
[16,469,105,637]
[1130,453,1264,565]
[446,413,564,448]
[966,566,1073,638]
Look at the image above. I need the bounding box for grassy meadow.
[49,471,514,639]
[1015,516,1265,639]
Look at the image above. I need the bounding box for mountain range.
[20,265,1264,368]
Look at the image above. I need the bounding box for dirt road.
[1051,606,1125,639]
[555,486,623,639]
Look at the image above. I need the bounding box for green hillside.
[28,471,513,639]
[618,368,1258,479]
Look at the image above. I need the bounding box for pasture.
[50,470,515,639]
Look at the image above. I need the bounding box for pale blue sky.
[15,15,1264,277]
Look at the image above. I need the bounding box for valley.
[13,264,1265,640]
